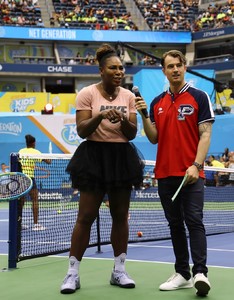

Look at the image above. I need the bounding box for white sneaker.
[21,224,29,230]
[159,273,193,291]
[110,270,135,288]
[32,224,46,231]
[60,273,80,294]
[194,273,211,296]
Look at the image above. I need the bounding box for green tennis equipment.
[172,174,188,201]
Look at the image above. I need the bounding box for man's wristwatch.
[193,162,203,171]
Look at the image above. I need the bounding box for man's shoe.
[60,273,80,294]
[159,273,193,291]
[194,273,210,296]
[110,270,135,288]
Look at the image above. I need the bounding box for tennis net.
[8,153,234,267]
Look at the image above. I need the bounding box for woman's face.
[100,56,125,87]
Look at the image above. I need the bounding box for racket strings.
[7,179,20,193]
[0,174,32,199]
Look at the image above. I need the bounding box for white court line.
[128,244,234,252]
[0,254,233,270]
[48,255,234,270]
[0,249,234,270]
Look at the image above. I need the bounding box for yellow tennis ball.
[57,210,62,214]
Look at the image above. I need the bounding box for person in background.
[204,160,216,186]
[0,163,10,186]
[222,147,229,162]
[208,154,228,186]
[19,134,51,231]
[36,18,45,27]
[0,163,9,174]
[60,43,144,294]
[225,153,234,185]
[135,50,214,297]
[208,155,224,168]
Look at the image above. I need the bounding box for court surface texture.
[1,204,234,300]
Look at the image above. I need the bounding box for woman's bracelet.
[120,114,127,122]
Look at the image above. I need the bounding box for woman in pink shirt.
[61,44,144,294]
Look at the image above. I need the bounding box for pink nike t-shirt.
[75,84,137,142]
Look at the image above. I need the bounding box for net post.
[96,212,102,253]
[8,153,19,269]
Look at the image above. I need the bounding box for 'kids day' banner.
[0,92,76,113]
[0,114,79,164]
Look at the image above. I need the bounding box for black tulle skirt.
[66,140,145,191]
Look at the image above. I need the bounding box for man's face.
[162,55,187,87]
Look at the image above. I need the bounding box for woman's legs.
[70,186,131,259]
[61,187,134,293]
[108,187,131,257]
[61,190,104,293]
[107,187,135,288]
[70,190,105,261]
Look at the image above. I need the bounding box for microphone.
[132,86,149,118]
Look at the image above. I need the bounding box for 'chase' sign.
[0,63,98,74]
[47,66,73,73]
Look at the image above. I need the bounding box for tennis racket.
[172,174,188,202]
[0,172,33,201]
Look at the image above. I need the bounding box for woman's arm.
[120,113,137,141]
[76,110,103,139]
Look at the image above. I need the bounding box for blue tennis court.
[1,204,234,268]
[1,202,234,300]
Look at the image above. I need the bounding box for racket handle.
[172,174,187,201]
